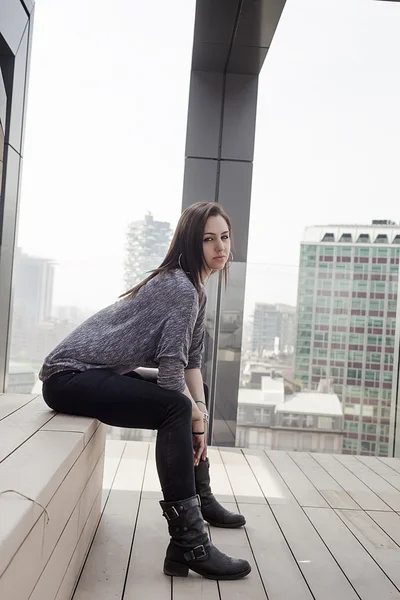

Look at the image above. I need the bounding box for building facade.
[123,213,172,290]
[10,249,55,362]
[252,303,296,356]
[294,221,400,456]
[237,377,344,453]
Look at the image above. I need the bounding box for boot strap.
[183,544,207,562]
[161,494,201,521]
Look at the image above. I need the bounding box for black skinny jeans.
[42,368,209,503]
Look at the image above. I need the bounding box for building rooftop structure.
[239,377,285,406]
[303,221,400,244]
[276,392,343,417]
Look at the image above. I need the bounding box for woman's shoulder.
[144,269,197,301]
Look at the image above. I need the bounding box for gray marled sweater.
[39,269,207,393]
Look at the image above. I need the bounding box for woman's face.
[202,215,231,277]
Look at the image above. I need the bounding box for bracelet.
[192,431,205,435]
[195,400,207,407]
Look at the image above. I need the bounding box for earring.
[178,253,190,273]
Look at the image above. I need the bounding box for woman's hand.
[192,405,205,466]
[196,403,209,462]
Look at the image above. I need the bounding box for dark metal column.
[182,0,287,445]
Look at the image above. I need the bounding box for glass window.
[365,370,380,382]
[354,281,368,292]
[352,298,367,310]
[6,1,197,444]
[355,247,370,257]
[348,368,362,379]
[349,333,363,344]
[349,350,364,362]
[369,299,385,311]
[368,317,383,328]
[347,386,362,398]
[350,316,365,328]
[366,352,381,363]
[371,281,386,293]
[372,247,388,257]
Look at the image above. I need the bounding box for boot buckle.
[184,544,207,561]
[163,506,180,521]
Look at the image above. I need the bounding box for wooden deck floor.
[72,441,400,600]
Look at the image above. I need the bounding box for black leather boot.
[195,458,246,528]
[160,494,251,580]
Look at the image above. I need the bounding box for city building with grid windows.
[294,220,400,456]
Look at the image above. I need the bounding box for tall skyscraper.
[252,303,296,356]
[12,248,55,327]
[294,220,400,456]
[10,249,56,361]
[123,213,172,290]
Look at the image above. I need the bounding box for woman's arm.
[185,368,208,461]
[184,368,207,405]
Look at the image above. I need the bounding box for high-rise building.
[252,303,296,356]
[10,249,56,361]
[123,213,172,290]
[294,221,400,456]
[12,248,55,326]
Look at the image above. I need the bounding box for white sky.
[17,0,400,315]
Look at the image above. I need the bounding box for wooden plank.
[0,428,105,598]
[173,568,219,600]
[305,507,400,599]
[72,441,148,600]
[266,451,329,508]
[0,394,36,421]
[55,491,102,600]
[242,448,296,506]
[242,503,313,600]
[367,510,400,547]
[0,396,56,463]
[218,448,266,504]
[271,504,358,600]
[289,452,360,510]
[336,509,400,590]
[32,504,81,600]
[335,454,400,511]
[101,440,126,510]
[312,453,390,511]
[29,455,105,600]
[377,457,400,475]
[0,431,84,579]
[209,504,266,600]
[124,498,171,600]
[141,442,162,500]
[207,446,236,504]
[357,455,400,492]
[41,414,102,447]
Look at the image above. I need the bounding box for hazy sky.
[16,0,400,315]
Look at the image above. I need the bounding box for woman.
[39,202,250,581]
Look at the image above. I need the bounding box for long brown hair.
[119,202,233,299]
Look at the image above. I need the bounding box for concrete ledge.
[0,394,106,600]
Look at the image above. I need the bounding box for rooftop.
[239,378,285,406]
[303,223,400,244]
[275,392,343,416]
[73,440,400,599]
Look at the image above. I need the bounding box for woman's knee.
[166,390,192,420]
